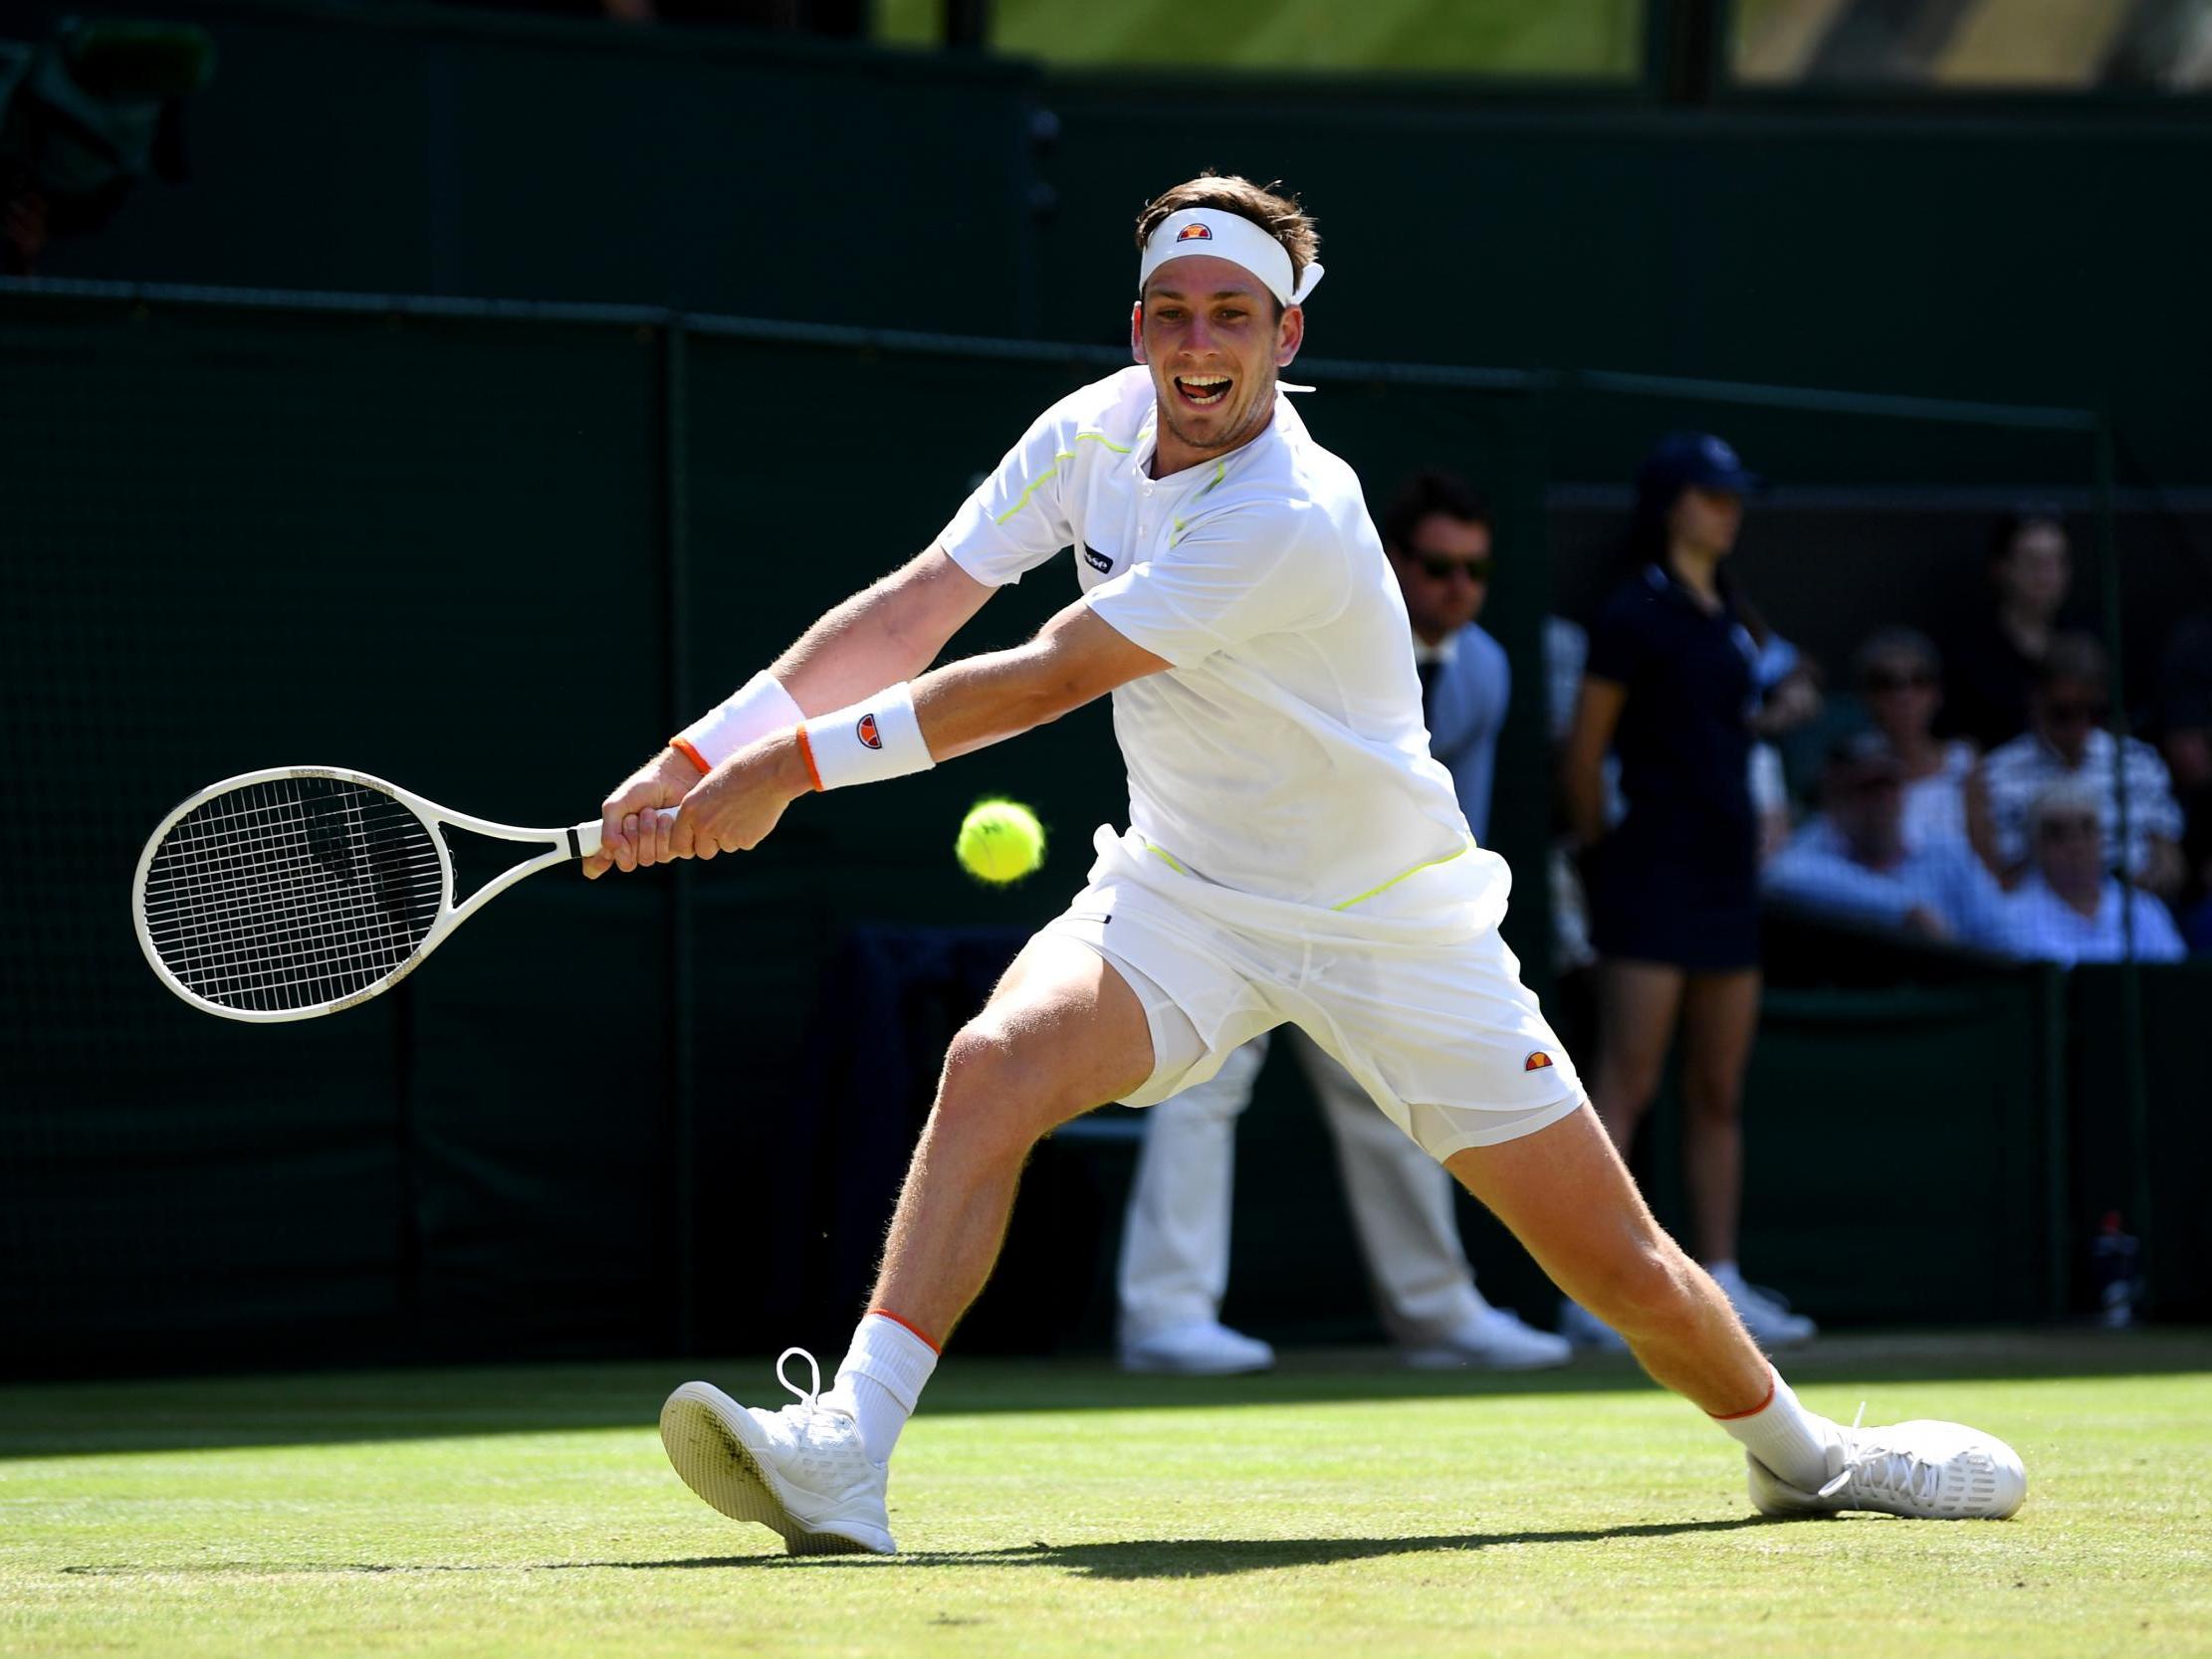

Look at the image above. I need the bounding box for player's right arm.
[587,547,994,877]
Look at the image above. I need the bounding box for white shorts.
[1041,826,1585,1161]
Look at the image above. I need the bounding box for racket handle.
[568,808,680,861]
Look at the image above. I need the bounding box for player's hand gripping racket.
[133,767,669,1022]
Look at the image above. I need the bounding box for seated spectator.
[1764,733,2013,950]
[1998,783,2186,964]
[1853,627,1977,852]
[2155,611,2212,924]
[1971,633,2186,898]
[1941,512,2074,750]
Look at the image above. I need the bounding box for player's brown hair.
[1134,172,1320,306]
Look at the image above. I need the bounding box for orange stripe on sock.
[670,737,713,776]
[867,1306,941,1353]
[1709,1374,1778,1421]
[794,725,825,792]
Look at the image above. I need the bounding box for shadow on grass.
[8,1330,2207,1460]
[653,1516,1778,1578]
[59,1517,1778,1582]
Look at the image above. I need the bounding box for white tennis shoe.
[1748,1408,2027,1521]
[659,1350,895,1555]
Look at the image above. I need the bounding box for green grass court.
[6,1332,2208,1658]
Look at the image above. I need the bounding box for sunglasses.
[2044,699,2108,724]
[2037,817,2100,841]
[1409,552,1494,582]
[1863,669,1936,694]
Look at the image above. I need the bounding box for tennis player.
[587,173,2026,1555]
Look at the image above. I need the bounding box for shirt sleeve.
[935,400,1081,588]
[1083,501,1348,668]
[2129,892,2187,962]
[1584,588,1650,687]
[1761,834,1914,930]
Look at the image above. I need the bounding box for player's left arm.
[667,600,1166,860]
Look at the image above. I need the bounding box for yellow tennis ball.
[957,798,1046,886]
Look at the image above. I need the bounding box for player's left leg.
[1445,1105,2023,1520]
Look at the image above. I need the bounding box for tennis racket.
[133,766,667,1023]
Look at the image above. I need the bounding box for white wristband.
[797,682,936,791]
[672,671,804,773]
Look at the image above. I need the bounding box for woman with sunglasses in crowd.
[1559,433,1814,1352]
[1851,627,1981,857]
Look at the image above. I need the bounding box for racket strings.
[141,778,445,1012]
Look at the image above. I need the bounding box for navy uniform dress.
[1586,563,1764,972]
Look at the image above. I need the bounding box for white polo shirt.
[937,366,1479,911]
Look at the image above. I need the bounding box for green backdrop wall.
[3,283,2203,1380]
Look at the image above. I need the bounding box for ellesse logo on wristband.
[857,714,883,749]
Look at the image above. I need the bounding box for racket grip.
[569,808,680,861]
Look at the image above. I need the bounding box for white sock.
[1713,1366,1840,1491]
[824,1310,939,1464]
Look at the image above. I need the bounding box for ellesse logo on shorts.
[857,714,883,749]
[1524,1052,1554,1072]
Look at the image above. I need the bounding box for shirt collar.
[2031,725,2114,769]
[1413,635,1457,667]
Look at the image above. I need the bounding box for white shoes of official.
[1118,1320,1277,1375]
[659,1349,895,1555]
[1709,1262,1819,1349]
[1558,1264,1816,1354]
[1749,1407,2028,1521]
[1402,1305,1573,1370]
[1555,1296,1633,1353]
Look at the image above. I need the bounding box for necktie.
[1417,656,1442,726]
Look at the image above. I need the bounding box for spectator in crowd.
[1852,627,1980,853]
[1763,733,2014,951]
[1997,782,2186,964]
[1942,512,2075,750]
[1561,432,1813,1351]
[1115,472,1570,1377]
[1971,633,2187,899]
[2154,611,2212,944]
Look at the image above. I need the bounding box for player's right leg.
[660,933,1158,1555]
[1445,1106,2025,1520]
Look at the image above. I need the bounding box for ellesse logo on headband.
[1175,222,1213,242]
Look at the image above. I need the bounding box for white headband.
[1137,208,1324,309]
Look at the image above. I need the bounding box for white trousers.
[1116,1029,1494,1347]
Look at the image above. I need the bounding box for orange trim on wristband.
[1709,1375,1778,1421]
[867,1306,942,1353]
[670,736,713,776]
[793,725,825,793]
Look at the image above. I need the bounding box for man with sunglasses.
[1972,634,2185,898]
[1116,471,1570,1377]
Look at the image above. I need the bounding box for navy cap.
[1638,432,1764,503]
